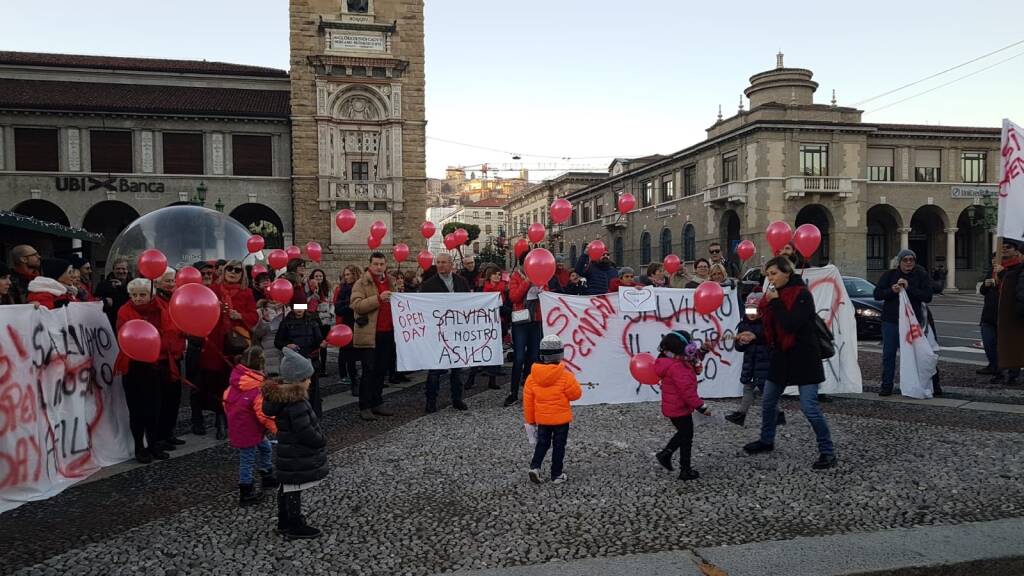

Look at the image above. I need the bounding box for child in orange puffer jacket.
[523,334,582,485]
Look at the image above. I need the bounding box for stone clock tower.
[289,0,426,269]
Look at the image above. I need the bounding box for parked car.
[843,276,882,339]
[739,267,764,301]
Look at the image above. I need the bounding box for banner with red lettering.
[540,265,862,405]
[1,302,132,514]
[898,291,937,399]
[998,118,1024,243]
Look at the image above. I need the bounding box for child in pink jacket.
[653,330,710,481]
[224,346,279,505]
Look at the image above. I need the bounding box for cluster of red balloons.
[765,220,821,258]
[443,227,470,251]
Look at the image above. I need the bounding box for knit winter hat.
[618,266,635,278]
[67,254,87,269]
[896,249,916,262]
[40,258,71,280]
[279,347,314,383]
[538,334,564,364]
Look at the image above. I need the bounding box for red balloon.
[417,250,433,270]
[305,242,322,263]
[335,209,356,233]
[514,238,530,260]
[251,264,268,278]
[175,267,202,288]
[246,235,265,254]
[285,245,301,260]
[454,228,469,246]
[325,324,353,347]
[694,281,725,315]
[137,249,167,280]
[736,240,756,262]
[267,278,294,305]
[617,193,636,214]
[524,248,556,286]
[393,243,410,263]
[550,198,572,224]
[370,220,388,240]
[792,224,822,259]
[420,221,436,239]
[444,233,459,251]
[765,221,794,254]
[267,249,288,270]
[169,283,222,337]
[527,223,546,244]
[367,235,382,249]
[587,240,607,263]
[629,353,660,385]
[118,319,161,363]
[663,254,681,275]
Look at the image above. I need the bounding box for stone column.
[898,227,911,251]
[944,227,958,293]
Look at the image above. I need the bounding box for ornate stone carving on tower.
[290,0,426,266]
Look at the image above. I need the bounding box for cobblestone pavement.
[6,379,1023,576]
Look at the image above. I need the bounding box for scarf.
[28,276,71,297]
[758,277,806,352]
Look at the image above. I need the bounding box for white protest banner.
[619,286,657,313]
[541,265,862,405]
[898,291,937,399]
[1,302,133,513]
[998,118,1024,243]
[540,287,744,405]
[799,265,863,394]
[392,292,503,371]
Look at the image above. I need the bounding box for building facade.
[289,0,426,271]
[560,55,1000,291]
[504,171,606,262]
[437,198,506,258]
[0,51,292,267]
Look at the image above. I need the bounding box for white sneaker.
[552,473,567,484]
[528,469,542,484]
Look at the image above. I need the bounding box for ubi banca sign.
[55,176,165,194]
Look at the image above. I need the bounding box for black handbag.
[813,316,835,359]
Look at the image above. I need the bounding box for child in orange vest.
[523,335,582,484]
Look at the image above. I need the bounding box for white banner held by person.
[391,292,503,371]
[998,118,1024,243]
[799,265,863,395]
[0,302,133,514]
[898,291,937,399]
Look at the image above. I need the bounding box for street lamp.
[214,198,225,213]
[191,181,208,206]
[966,195,998,230]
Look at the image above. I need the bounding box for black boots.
[487,374,500,389]
[777,411,787,426]
[725,412,746,426]
[239,483,263,506]
[812,453,838,469]
[260,469,279,490]
[191,412,206,436]
[678,468,700,481]
[655,450,674,471]
[135,444,152,464]
[214,413,227,440]
[277,489,321,539]
[743,440,775,454]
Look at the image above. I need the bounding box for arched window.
[660,227,672,260]
[569,244,578,267]
[613,236,624,265]
[683,223,696,261]
[640,232,652,266]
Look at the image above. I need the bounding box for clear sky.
[3,0,1023,179]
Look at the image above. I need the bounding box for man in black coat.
[872,248,934,396]
[95,259,131,329]
[275,305,327,417]
[419,253,470,412]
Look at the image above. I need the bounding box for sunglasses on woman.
[225,266,243,273]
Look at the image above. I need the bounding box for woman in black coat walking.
[737,256,836,469]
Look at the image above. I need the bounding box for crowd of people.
[4,234,1023,539]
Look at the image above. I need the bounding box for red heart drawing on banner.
[621,287,654,310]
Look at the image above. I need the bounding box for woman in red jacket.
[507,251,544,407]
[115,278,184,463]
[27,258,76,309]
[200,259,259,439]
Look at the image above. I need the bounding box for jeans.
[663,415,694,470]
[980,323,998,369]
[881,321,900,391]
[238,438,273,484]
[425,368,464,404]
[760,380,834,455]
[530,423,569,479]
[511,321,542,397]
